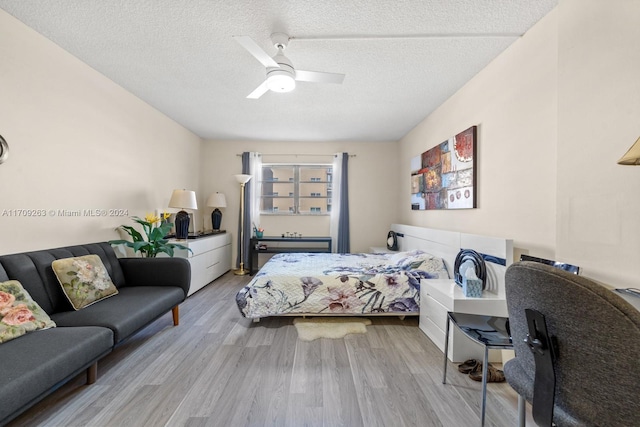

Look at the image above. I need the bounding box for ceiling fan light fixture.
[266,70,296,92]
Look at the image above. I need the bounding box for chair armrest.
[118,257,191,298]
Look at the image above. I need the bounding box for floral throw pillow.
[52,255,118,310]
[0,280,56,344]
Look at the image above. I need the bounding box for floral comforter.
[235,250,449,319]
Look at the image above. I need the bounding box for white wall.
[0,10,202,255]
[556,0,640,287]
[200,140,399,264]
[399,8,558,261]
[399,0,640,288]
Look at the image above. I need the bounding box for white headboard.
[390,224,513,296]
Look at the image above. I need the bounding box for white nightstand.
[420,279,508,362]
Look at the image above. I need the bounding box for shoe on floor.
[468,363,505,382]
[457,359,479,374]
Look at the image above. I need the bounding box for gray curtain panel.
[337,152,350,253]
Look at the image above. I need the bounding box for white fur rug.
[293,317,372,341]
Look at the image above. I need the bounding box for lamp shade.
[168,189,198,210]
[235,174,252,184]
[207,192,227,208]
[618,136,640,165]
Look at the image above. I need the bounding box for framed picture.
[410,126,477,210]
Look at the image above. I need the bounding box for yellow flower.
[144,213,161,224]
[162,212,171,221]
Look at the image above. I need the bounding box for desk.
[249,236,332,275]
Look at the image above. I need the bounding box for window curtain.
[236,152,261,269]
[330,153,350,253]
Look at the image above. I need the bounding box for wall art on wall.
[410,126,477,210]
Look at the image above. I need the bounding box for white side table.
[420,279,508,362]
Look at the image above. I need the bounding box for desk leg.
[249,240,257,275]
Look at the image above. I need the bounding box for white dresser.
[171,233,232,296]
[420,279,508,362]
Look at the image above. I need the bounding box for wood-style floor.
[8,272,532,427]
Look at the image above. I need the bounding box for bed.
[236,224,513,320]
[236,250,449,319]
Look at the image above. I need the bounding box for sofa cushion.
[0,243,127,315]
[51,286,184,344]
[0,280,56,344]
[51,255,118,310]
[0,326,113,425]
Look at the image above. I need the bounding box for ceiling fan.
[233,32,345,99]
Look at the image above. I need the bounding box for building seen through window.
[261,164,332,214]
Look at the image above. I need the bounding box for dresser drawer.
[419,316,446,353]
[422,294,449,335]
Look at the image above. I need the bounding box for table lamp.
[207,192,227,231]
[168,189,198,239]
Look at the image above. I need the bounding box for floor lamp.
[235,174,252,275]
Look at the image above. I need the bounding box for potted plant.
[109,213,191,257]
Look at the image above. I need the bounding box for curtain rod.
[236,153,356,157]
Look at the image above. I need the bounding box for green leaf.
[158,246,175,257]
[149,227,165,241]
[120,225,144,242]
[157,222,173,235]
[108,239,135,247]
[171,243,192,253]
[132,241,152,252]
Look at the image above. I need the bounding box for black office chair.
[504,262,640,426]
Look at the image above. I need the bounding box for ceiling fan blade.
[233,35,279,68]
[247,81,269,99]
[295,70,345,84]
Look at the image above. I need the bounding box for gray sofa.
[0,242,190,426]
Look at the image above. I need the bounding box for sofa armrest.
[118,257,190,298]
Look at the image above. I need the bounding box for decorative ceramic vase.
[174,211,190,239]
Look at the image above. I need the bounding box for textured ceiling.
[0,0,557,142]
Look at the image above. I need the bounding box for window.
[260,164,332,215]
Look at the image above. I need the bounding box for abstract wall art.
[410,126,477,210]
